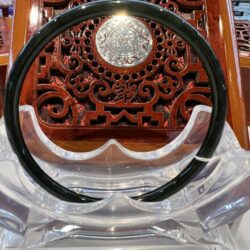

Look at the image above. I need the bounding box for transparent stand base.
[0,223,238,249]
[0,105,249,249]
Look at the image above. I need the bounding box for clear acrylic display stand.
[0,105,249,249]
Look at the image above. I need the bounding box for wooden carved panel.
[235,20,250,127]
[21,0,211,142]
[235,20,250,57]
[0,18,10,54]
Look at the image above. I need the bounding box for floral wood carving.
[235,20,250,57]
[23,0,211,140]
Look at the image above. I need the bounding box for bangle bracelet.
[4,0,227,203]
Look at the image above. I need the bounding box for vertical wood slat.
[217,0,249,148]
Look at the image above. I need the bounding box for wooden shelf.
[0,53,8,65]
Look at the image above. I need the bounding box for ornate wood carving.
[0,18,10,54]
[235,20,250,127]
[21,0,211,141]
[235,20,250,57]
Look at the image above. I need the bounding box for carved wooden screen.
[21,0,216,143]
[235,20,250,127]
[235,20,250,57]
[0,19,10,55]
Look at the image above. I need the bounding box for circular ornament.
[95,16,153,67]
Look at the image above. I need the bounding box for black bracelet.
[4,0,227,203]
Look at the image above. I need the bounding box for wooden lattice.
[21,0,212,141]
[235,20,250,57]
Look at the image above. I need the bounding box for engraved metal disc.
[95,16,153,67]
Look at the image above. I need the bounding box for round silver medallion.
[95,16,153,67]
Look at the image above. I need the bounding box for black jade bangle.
[4,0,227,203]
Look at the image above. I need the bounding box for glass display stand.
[0,105,249,249]
[1,1,249,248]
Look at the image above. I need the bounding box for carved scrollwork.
[170,87,211,126]
[235,20,250,57]
[24,0,211,134]
[37,83,79,125]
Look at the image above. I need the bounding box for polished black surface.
[4,0,227,203]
